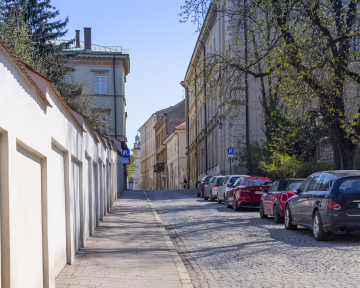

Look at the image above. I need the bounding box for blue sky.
[51,0,198,148]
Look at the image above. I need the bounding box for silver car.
[204,176,225,201]
[217,175,249,203]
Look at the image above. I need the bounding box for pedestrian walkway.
[56,190,189,288]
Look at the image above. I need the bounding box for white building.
[163,122,187,190]
[0,37,119,287]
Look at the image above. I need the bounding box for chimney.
[75,30,80,47]
[84,27,91,50]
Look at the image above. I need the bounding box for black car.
[197,175,213,197]
[284,170,360,241]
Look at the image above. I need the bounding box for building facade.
[60,28,130,144]
[138,109,166,191]
[163,122,187,190]
[154,100,186,190]
[181,4,265,188]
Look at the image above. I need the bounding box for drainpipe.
[199,40,208,174]
[194,67,198,183]
[244,0,249,146]
[174,131,180,189]
[181,81,190,187]
[113,56,118,139]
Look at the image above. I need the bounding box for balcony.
[154,163,165,173]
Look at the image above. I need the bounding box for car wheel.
[233,197,241,211]
[203,190,208,200]
[197,190,200,197]
[217,195,222,204]
[225,194,231,208]
[273,204,284,223]
[284,205,297,230]
[259,202,268,218]
[313,211,329,241]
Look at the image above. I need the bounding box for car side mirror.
[263,188,269,193]
[295,188,302,194]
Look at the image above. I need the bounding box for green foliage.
[0,0,107,134]
[126,151,140,177]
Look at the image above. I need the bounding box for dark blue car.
[284,170,360,241]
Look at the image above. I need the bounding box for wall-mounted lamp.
[219,122,223,129]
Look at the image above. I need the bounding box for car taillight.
[227,184,231,187]
[325,199,342,211]
[280,194,288,203]
[214,184,219,188]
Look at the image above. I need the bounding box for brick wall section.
[320,137,334,163]
[84,27,91,50]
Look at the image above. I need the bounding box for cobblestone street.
[146,189,360,288]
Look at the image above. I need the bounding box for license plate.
[255,191,264,194]
[357,203,360,209]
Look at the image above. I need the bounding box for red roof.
[175,122,186,130]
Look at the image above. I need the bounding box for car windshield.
[286,181,304,191]
[230,177,240,184]
[334,177,360,195]
[244,179,272,186]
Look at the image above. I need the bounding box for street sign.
[122,149,130,158]
[228,148,234,155]
[122,157,130,165]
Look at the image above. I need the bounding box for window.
[270,180,280,192]
[318,176,330,191]
[298,177,313,193]
[94,76,106,95]
[307,174,322,191]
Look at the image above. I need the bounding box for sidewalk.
[56,190,191,288]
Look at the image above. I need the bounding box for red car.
[225,177,272,211]
[260,178,305,223]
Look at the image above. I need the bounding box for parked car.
[204,176,225,201]
[226,177,272,211]
[217,175,249,204]
[284,171,360,241]
[260,178,305,223]
[197,175,213,197]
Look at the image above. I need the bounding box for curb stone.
[144,191,194,288]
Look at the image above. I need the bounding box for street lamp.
[314,112,322,171]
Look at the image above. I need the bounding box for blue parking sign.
[228,148,234,155]
[122,149,130,158]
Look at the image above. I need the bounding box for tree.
[0,0,107,135]
[126,151,140,177]
[180,0,360,169]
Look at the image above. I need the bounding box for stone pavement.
[56,190,192,288]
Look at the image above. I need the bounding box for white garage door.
[16,146,43,288]
[51,145,67,276]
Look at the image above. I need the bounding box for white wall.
[0,41,119,288]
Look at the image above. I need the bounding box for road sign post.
[228,148,234,174]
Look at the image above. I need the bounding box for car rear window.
[216,177,224,185]
[230,177,240,184]
[334,177,360,195]
[244,179,272,185]
[206,176,213,182]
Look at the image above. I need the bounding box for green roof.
[52,40,130,55]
